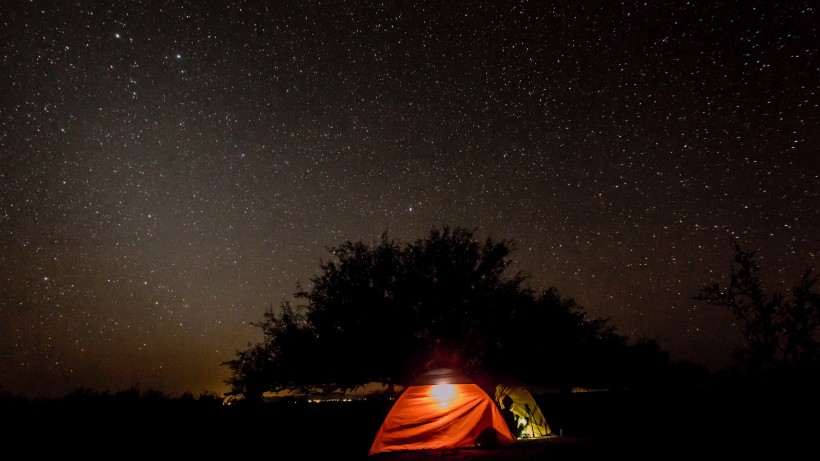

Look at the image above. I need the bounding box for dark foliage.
[696,240,820,377]
[225,226,690,400]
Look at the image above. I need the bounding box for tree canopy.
[696,240,820,377]
[224,226,678,401]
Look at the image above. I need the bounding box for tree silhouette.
[696,240,820,376]
[225,225,676,400]
[223,302,317,401]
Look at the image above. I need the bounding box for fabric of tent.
[368,368,516,455]
[494,383,553,439]
[472,372,554,440]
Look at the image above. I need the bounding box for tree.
[696,240,820,376]
[295,226,531,392]
[484,286,628,390]
[224,225,673,400]
[223,302,317,400]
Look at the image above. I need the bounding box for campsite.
[5,370,813,460]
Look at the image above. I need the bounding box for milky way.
[1,1,817,398]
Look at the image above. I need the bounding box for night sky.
[1,1,817,399]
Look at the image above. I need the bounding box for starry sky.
[1,1,817,399]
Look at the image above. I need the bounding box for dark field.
[5,380,815,460]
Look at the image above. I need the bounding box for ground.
[5,379,816,460]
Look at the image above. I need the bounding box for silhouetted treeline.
[697,240,819,377]
[224,226,708,402]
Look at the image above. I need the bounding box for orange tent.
[369,368,516,455]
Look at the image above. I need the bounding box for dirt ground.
[365,431,806,460]
[367,436,619,460]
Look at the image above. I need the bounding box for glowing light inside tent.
[429,384,458,410]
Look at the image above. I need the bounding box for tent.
[368,368,516,455]
[472,372,554,440]
[494,383,553,439]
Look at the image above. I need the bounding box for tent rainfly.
[368,368,516,455]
